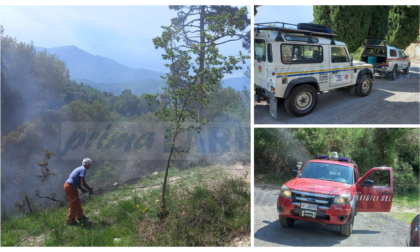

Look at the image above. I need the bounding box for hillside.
[72,79,167,96]
[1,165,251,247]
[34,46,249,95]
[34,46,165,83]
[222,77,249,91]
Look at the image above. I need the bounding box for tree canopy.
[386,5,420,50]
[313,5,419,52]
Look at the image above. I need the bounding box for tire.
[297,23,327,33]
[355,75,373,97]
[279,214,295,228]
[404,63,410,75]
[390,65,397,81]
[284,84,318,117]
[340,211,355,237]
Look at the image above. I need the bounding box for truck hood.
[285,178,352,196]
[353,61,371,67]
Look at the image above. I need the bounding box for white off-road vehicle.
[254,22,374,118]
[360,39,411,80]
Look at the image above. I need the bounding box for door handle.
[331,71,339,74]
[382,191,391,194]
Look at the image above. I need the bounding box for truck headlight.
[280,185,292,198]
[334,194,351,205]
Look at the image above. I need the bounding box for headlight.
[334,194,351,205]
[280,185,292,198]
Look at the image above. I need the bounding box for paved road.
[254,64,420,124]
[254,183,410,247]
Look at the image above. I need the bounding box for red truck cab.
[277,153,393,236]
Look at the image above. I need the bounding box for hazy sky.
[1,5,250,78]
[254,5,314,25]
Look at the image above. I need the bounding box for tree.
[254,5,261,16]
[387,5,420,49]
[367,6,392,39]
[313,6,332,30]
[158,5,250,122]
[148,20,248,214]
[328,6,372,52]
[314,6,420,52]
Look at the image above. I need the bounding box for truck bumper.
[373,66,391,75]
[277,195,352,226]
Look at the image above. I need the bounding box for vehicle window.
[362,48,374,56]
[353,168,357,184]
[267,43,273,63]
[398,50,403,58]
[331,47,349,63]
[284,35,319,43]
[281,44,323,64]
[363,170,390,187]
[254,39,266,62]
[390,49,397,57]
[363,47,387,56]
[299,162,354,184]
[375,48,386,56]
[401,51,407,57]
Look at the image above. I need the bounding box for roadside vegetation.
[1,166,250,246]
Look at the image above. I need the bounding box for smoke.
[1,35,251,216]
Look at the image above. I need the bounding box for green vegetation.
[350,46,364,61]
[388,212,418,225]
[393,187,420,209]
[386,6,420,50]
[1,166,250,246]
[313,6,420,52]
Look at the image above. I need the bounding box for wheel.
[340,212,354,237]
[284,84,318,117]
[390,65,397,81]
[279,214,295,228]
[404,63,410,75]
[355,75,373,97]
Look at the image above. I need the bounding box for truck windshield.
[299,162,354,184]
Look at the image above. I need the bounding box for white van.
[254,22,374,118]
[360,39,411,80]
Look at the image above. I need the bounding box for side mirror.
[406,55,409,58]
[361,180,374,188]
[292,170,299,177]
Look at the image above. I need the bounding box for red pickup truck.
[277,153,393,236]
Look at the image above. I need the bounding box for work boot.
[77,215,89,221]
[66,220,79,226]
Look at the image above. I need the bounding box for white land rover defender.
[254,22,374,118]
[360,39,411,81]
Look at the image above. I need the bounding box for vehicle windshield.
[299,162,354,184]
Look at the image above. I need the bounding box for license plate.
[301,203,317,211]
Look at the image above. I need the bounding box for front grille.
[292,208,330,221]
[291,190,335,209]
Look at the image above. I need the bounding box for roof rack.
[255,22,337,45]
[316,154,355,164]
